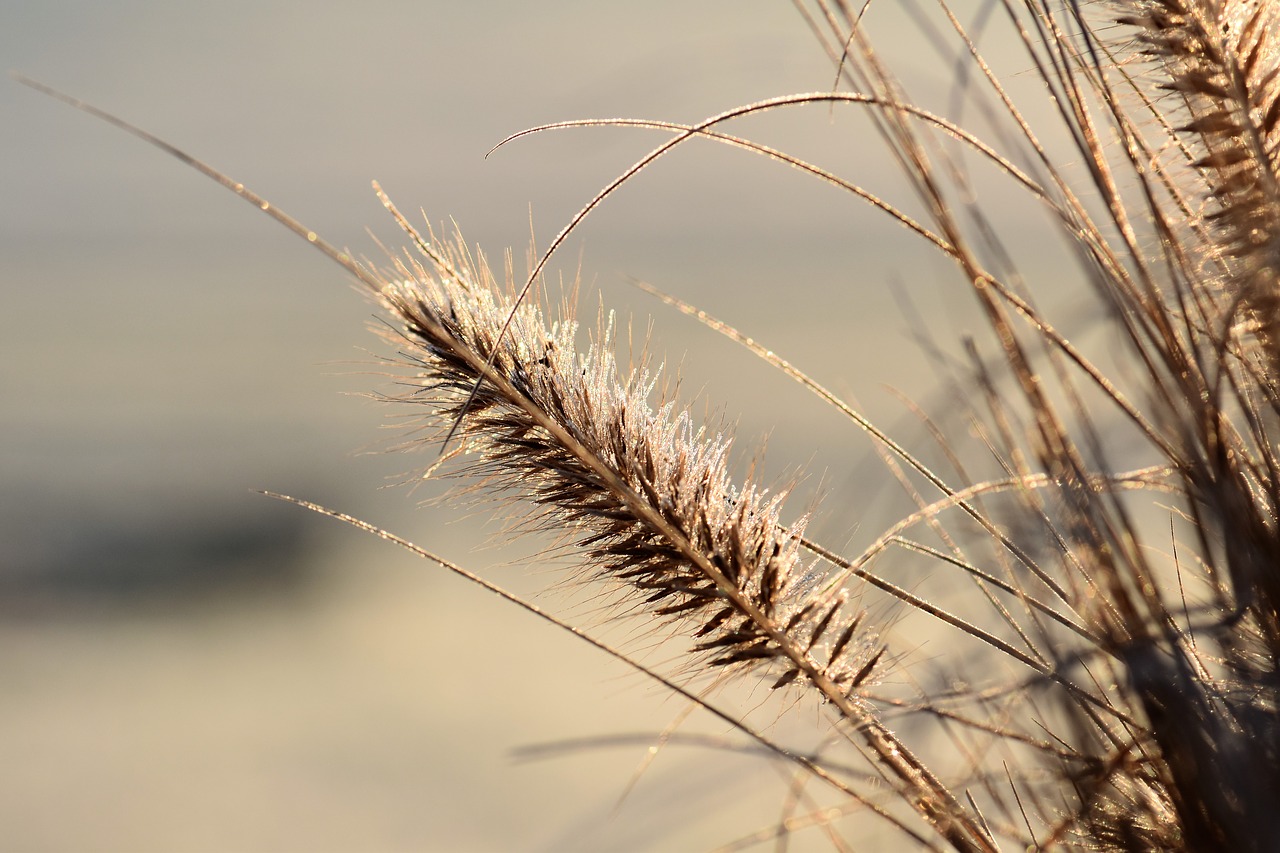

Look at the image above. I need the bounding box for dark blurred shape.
[0,490,318,615]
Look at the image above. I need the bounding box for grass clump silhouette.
[18,0,1280,848]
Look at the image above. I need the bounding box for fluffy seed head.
[372,239,879,695]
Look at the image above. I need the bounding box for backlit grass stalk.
[21,0,1280,848]
[365,199,994,851]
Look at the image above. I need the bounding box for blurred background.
[1,2,1070,850]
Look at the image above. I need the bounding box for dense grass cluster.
[23,0,1280,848]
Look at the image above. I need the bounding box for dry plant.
[17,0,1280,848]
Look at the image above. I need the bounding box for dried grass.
[18,0,1280,848]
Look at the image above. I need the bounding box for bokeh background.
[1,3,1068,850]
